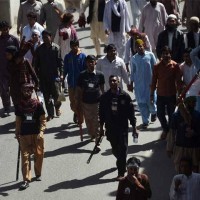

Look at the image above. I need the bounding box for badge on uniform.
[25,114,33,121]
[88,83,94,88]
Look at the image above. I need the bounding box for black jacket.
[186,31,200,49]
[99,88,136,134]
[156,29,185,63]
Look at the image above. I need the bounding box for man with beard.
[186,17,200,49]
[156,14,185,63]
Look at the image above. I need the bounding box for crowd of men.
[1,0,200,198]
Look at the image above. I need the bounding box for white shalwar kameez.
[130,51,157,124]
[139,2,168,51]
[96,55,129,91]
[169,173,200,200]
[129,0,147,29]
[22,22,44,63]
[103,0,131,59]
[81,0,107,56]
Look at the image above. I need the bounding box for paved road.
[0,1,185,199]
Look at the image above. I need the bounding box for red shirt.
[151,60,182,96]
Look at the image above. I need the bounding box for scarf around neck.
[111,0,123,17]
[18,98,39,114]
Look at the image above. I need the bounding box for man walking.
[99,75,137,180]
[103,0,131,58]
[156,14,185,63]
[96,44,129,91]
[64,40,86,123]
[76,55,105,145]
[151,46,182,139]
[139,0,168,53]
[15,83,46,190]
[17,0,42,36]
[80,0,107,58]
[34,30,63,121]
[130,39,157,129]
[0,21,19,117]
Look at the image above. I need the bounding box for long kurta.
[22,22,44,63]
[129,0,147,29]
[103,0,131,59]
[124,35,152,64]
[96,55,129,91]
[40,1,64,38]
[17,1,42,31]
[139,2,168,51]
[130,51,156,104]
[169,173,200,200]
[81,0,107,56]
[182,0,200,28]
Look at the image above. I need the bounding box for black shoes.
[151,113,157,122]
[36,176,42,181]
[73,113,78,124]
[19,181,29,190]
[46,115,54,122]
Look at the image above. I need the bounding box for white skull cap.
[167,14,177,20]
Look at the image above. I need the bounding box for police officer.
[76,55,105,148]
[99,75,138,181]
[15,83,46,190]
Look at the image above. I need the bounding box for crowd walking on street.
[1,0,200,199]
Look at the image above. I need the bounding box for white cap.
[32,29,40,36]
[167,14,177,21]
[190,16,200,23]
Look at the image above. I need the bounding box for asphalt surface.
[0,1,186,199]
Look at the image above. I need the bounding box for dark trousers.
[107,130,128,176]
[157,95,176,133]
[41,81,61,117]
[0,79,11,111]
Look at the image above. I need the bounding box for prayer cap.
[190,16,200,23]
[32,29,40,36]
[167,14,177,21]
[135,39,144,46]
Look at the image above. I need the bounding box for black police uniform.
[99,88,136,176]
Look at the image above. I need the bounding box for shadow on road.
[46,123,87,140]
[0,121,15,135]
[0,182,21,197]
[44,168,116,192]
[44,140,91,158]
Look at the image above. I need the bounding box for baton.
[16,144,20,181]
[87,135,103,164]
[79,123,83,142]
